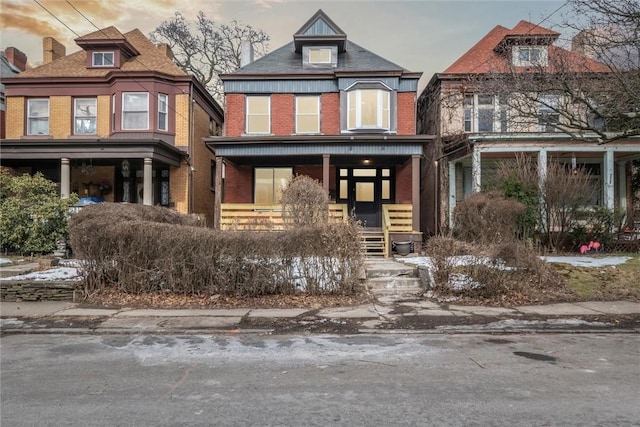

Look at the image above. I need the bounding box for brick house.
[205,10,432,255]
[1,27,223,225]
[417,20,640,232]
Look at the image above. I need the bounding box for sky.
[1,0,567,91]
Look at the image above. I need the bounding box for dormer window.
[513,46,548,67]
[92,51,115,67]
[303,46,337,68]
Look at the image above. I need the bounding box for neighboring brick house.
[205,10,432,254]
[1,27,223,225]
[1,48,28,139]
[417,20,640,231]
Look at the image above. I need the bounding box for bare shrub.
[281,175,328,228]
[69,203,362,298]
[453,192,526,245]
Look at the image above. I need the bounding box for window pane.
[123,112,148,129]
[339,180,348,199]
[360,90,378,126]
[348,91,357,129]
[158,95,168,131]
[355,182,374,202]
[340,169,348,177]
[382,180,390,199]
[296,96,319,133]
[297,116,319,133]
[254,169,273,205]
[477,95,493,105]
[75,118,96,134]
[75,99,96,117]
[382,169,390,177]
[309,48,331,63]
[274,168,292,202]
[28,100,48,117]
[297,96,318,114]
[28,118,49,135]
[247,97,270,133]
[478,109,494,132]
[75,99,96,134]
[247,115,270,133]
[248,97,269,114]
[353,169,377,177]
[124,93,148,111]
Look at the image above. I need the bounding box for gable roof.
[14,28,185,78]
[293,9,347,53]
[444,20,610,74]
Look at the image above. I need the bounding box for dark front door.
[338,167,393,228]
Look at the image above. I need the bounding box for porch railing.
[220,203,348,230]
[382,204,417,256]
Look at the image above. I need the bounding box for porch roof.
[205,135,433,158]
[0,138,185,166]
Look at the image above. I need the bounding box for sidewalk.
[2,298,639,335]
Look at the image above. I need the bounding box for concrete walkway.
[1,299,638,335]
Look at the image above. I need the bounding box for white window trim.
[158,94,168,131]
[463,94,508,133]
[27,98,49,136]
[347,89,390,130]
[295,95,320,134]
[122,92,149,130]
[245,96,271,134]
[92,51,115,67]
[512,46,548,67]
[74,98,97,135]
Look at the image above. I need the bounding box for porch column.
[618,161,627,212]
[604,149,614,210]
[471,149,481,193]
[448,161,456,230]
[322,154,330,194]
[411,154,420,232]
[60,158,70,199]
[143,157,153,206]
[538,150,548,230]
[214,157,223,230]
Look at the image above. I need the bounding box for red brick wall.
[397,92,417,135]
[225,94,245,137]
[321,93,340,134]
[395,160,412,203]
[271,94,294,135]
[223,162,253,203]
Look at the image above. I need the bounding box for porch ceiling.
[0,138,185,166]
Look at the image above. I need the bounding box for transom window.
[254,168,292,204]
[464,94,507,133]
[27,98,49,135]
[74,98,97,135]
[92,52,114,67]
[246,96,270,134]
[158,94,168,131]
[513,46,548,67]
[296,96,320,134]
[347,88,390,130]
[122,92,149,130]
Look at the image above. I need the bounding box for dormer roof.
[74,26,139,58]
[293,9,347,53]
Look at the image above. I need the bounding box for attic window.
[92,52,115,67]
[303,46,337,68]
[513,46,548,67]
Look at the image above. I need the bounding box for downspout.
[188,84,195,214]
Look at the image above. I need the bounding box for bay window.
[122,92,149,130]
[74,98,97,135]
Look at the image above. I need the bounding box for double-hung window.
[92,52,114,67]
[513,46,548,67]
[27,98,49,135]
[74,98,97,135]
[537,95,560,132]
[254,168,292,204]
[158,94,168,131]
[464,95,504,132]
[246,96,270,134]
[296,95,320,134]
[122,92,149,130]
[347,87,390,130]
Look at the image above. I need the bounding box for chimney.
[4,47,28,71]
[157,43,174,61]
[43,37,66,64]
[240,40,254,68]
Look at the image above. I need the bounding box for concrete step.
[365,260,417,278]
[366,276,423,290]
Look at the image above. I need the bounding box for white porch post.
[471,149,481,193]
[604,149,615,210]
[143,157,153,206]
[538,150,548,230]
[448,161,456,230]
[60,158,70,199]
[617,161,627,211]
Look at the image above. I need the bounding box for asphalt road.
[1,333,639,426]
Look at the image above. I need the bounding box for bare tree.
[150,12,269,103]
[473,0,640,143]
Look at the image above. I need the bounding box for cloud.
[252,0,284,9]
[0,1,63,38]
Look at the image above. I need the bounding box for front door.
[338,168,393,228]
